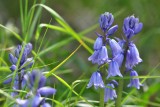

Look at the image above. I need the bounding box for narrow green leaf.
[34,4,93,54]
[51,73,93,106]
[46,45,81,77]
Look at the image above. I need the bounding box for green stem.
[115,73,124,107]
[99,64,106,107]
[100,88,104,107]
[115,41,129,107]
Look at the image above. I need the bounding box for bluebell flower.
[37,87,56,96]
[99,12,114,32]
[107,25,118,36]
[107,60,123,78]
[24,70,56,96]
[88,46,108,65]
[113,52,124,67]
[127,70,142,89]
[4,43,34,97]
[104,83,117,102]
[87,71,104,89]
[123,15,143,39]
[16,70,56,107]
[9,53,18,65]
[10,65,17,71]
[16,95,51,107]
[125,43,142,69]
[109,39,123,57]
[94,35,103,50]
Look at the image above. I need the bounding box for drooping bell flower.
[88,46,108,65]
[127,70,142,89]
[113,52,124,67]
[125,43,142,69]
[109,39,123,57]
[87,71,105,89]
[104,83,117,102]
[107,60,123,78]
[93,34,103,50]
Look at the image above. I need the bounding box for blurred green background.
[0,0,160,106]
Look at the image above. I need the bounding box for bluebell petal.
[127,29,134,39]
[88,46,108,65]
[107,60,123,78]
[9,53,17,65]
[126,43,142,68]
[38,87,56,96]
[134,23,143,34]
[107,25,118,36]
[94,36,103,50]
[125,50,131,69]
[88,50,99,64]
[38,75,46,88]
[15,45,22,58]
[113,53,124,67]
[32,95,44,107]
[104,83,117,102]
[20,57,33,69]
[87,71,104,89]
[3,78,12,84]
[10,65,17,72]
[98,46,109,65]
[20,50,27,65]
[127,70,142,89]
[109,39,122,57]
[25,43,32,55]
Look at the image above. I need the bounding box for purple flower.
[107,25,118,36]
[87,71,105,89]
[94,35,103,50]
[123,15,143,39]
[88,46,108,65]
[125,43,142,69]
[99,12,114,32]
[107,60,123,78]
[24,70,46,90]
[109,39,122,57]
[104,83,117,102]
[4,43,34,97]
[9,53,17,65]
[24,70,56,97]
[113,52,124,67]
[38,87,56,96]
[16,95,47,107]
[10,65,17,71]
[128,70,142,89]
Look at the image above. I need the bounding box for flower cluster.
[16,70,56,107]
[4,43,33,96]
[87,12,143,102]
[123,16,143,89]
[4,43,56,107]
